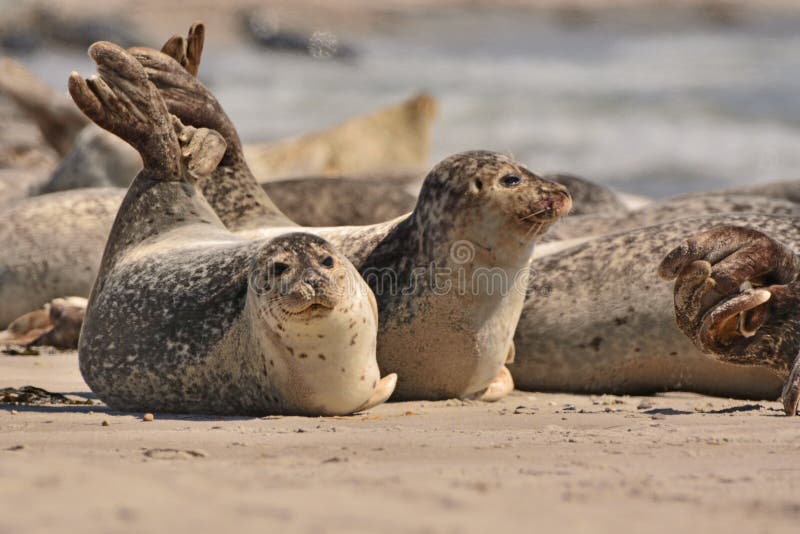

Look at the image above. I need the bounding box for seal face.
[245,233,384,414]
[73,42,394,416]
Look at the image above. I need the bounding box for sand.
[1,351,799,534]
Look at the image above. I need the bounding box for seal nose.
[305,278,320,291]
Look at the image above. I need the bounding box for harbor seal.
[0,188,121,327]
[658,225,800,415]
[134,35,571,401]
[0,177,415,328]
[71,42,395,415]
[512,212,800,400]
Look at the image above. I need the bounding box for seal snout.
[525,187,572,223]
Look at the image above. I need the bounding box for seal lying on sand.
[0,176,414,328]
[0,188,121,327]
[512,213,800,401]
[658,225,800,415]
[134,32,570,401]
[71,43,395,415]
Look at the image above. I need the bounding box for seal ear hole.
[321,256,334,268]
[272,262,290,277]
[500,174,522,187]
[474,179,483,191]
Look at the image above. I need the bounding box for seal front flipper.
[354,373,398,413]
[467,366,514,403]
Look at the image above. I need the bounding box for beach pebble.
[142,413,154,422]
[101,420,110,426]
[637,401,654,410]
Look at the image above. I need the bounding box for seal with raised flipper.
[133,26,571,401]
[71,42,395,416]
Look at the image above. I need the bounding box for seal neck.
[403,209,536,269]
[194,136,295,231]
[98,172,223,272]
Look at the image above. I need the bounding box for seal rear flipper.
[70,42,229,269]
[0,57,89,156]
[130,29,294,229]
[68,42,182,179]
[160,22,204,77]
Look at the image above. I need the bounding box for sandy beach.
[2,2,800,532]
[2,351,798,534]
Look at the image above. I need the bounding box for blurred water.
[15,8,800,198]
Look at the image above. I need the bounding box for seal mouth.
[519,192,572,236]
[288,301,335,319]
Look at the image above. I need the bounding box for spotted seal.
[132,31,571,401]
[0,179,413,329]
[71,42,395,415]
[512,212,800,402]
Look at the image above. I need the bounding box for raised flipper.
[659,225,800,415]
[160,22,204,77]
[0,57,89,156]
[68,42,182,178]
[68,42,227,268]
[128,25,293,230]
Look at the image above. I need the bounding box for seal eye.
[500,174,522,187]
[321,256,334,268]
[272,262,290,277]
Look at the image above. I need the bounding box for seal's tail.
[0,57,89,156]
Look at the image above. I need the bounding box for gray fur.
[514,213,800,399]
[546,193,800,243]
[0,188,119,326]
[0,177,416,328]
[38,124,142,194]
